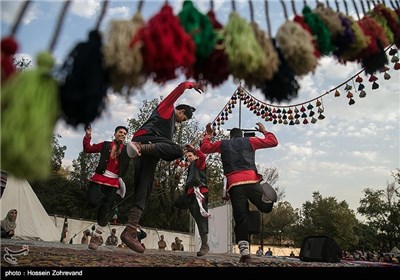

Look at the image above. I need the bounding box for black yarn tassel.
[58,30,109,127]
[361,39,389,75]
[260,39,299,103]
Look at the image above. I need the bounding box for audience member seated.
[1,209,17,239]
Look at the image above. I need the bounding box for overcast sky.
[1,0,399,219]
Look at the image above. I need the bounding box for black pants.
[131,135,184,211]
[1,227,14,238]
[86,182,117,227]
[174,192,209,236]
[229,182,274,243]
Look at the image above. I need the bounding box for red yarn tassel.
[131,3,195,84]
[1,37,18,82]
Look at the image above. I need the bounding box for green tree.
[350,222,380,252]
[13,56,31,71]
[292,191,358,250]
[357,170,400,251]
[51,134,66,173]
[262,201,299,246]
[32,134,84,217]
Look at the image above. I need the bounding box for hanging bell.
[348,98,355,105]
[318,106,324,113]
[391,55,399,63]
[311,117,317,124]
[334,90,340,97]
[359,90,366,98]
[283,119,288,125]
[318,113,325,120]
[355,75,363,83]
[389,48,398,56]
[303,119,308,124]
[358,83,365,91]
[346,91,353,98]
[344,84,352,91]
[380,66,390,72]
[309,110,315,117]
[384,72,391,80]
[316,99,322,107]
[372,81,379,90]
[368,74,378,82]
[295,119,300,125]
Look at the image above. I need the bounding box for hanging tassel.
[334,15,370,64]
[244,22,279,89]
[1,0,31,83]
[103,12,146,95]
[224,12,268,83]
[302,5,333,56]
[1,0,69,180]
[260,39,299,103]
[371,4,397,45]
[188,10,230,87]
[132,3,195,84]
[293,15,321,58]
[178,0,217,64]
[314,3,344,40]
[358,16,389,74]
[0,37,18,82]
[58,30,109,127]
[376,5,400,47]
[1,52,60,180]
[276,20,317,76]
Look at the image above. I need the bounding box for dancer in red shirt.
[122,81,204,254]
[83,125,130,250]
[200,122,278,263]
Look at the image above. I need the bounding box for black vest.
[221,137,257,174]
[139,108,176,140]
[95,141,129,177]
[185,160,207,190]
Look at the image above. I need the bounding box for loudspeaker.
[299,236,342,263]
[247,211,261,234]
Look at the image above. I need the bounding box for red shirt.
[186,149,207,195]
[200,131,278,190]
[133,82,195,138]
[83,136,123,188]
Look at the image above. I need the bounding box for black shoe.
[197,244,210,256]
[261,182,277,203]
[239,255,251,264]
[120,228,145,253]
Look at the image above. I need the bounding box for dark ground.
[1,238,398,277]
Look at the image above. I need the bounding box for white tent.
[390,246,400,256]
[0,175,61,241]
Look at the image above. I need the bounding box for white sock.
[238,240,250,256]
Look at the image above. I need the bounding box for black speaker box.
[247,211,261,234]
[299,236,342,263]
